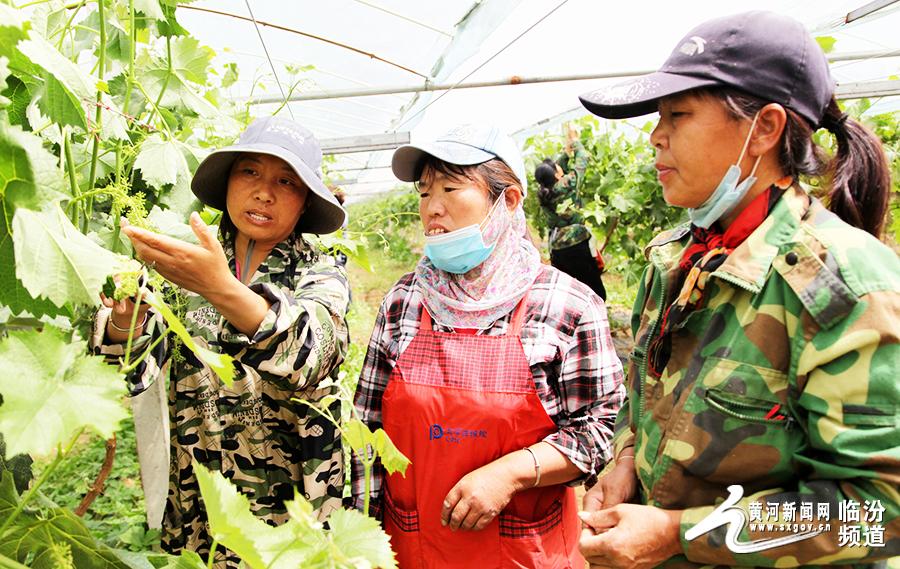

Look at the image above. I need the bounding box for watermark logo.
[686,486,823,553]
[686,485,886,553]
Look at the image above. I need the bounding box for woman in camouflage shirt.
[94,117,350,566]
[577,11,898,569]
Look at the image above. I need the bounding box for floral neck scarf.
[415,197,542,330]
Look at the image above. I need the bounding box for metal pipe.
[846,0,899,23]
[246,49,900,104]
[177,4,429,79]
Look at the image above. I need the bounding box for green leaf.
[0,121,67,317]
[169,36,213,85]
[193,462,318,569]
[12,206,127,308]
[0,327,128,458]
[0,202,62,317]
[220,62,238,89]
[4,76,33,127]
[329,508,397,569]
[0,473,133,569]
[146,206,199,244]
[159,551,205,569]
[0,121,66,208]
[37,73,88,131]
[0,56,10,108]
[372,428,410,476]
[133,133,190,190]
[133,0,165,21]
[17,31,94,101]
[141,291,234,385]
[139,68,218,116]
[98,93,131,141]
[341,419,409,476]
[815,36,837,54]
[157,1,188,37]
[342,418,373,454]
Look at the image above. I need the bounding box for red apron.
[381,295,583,569]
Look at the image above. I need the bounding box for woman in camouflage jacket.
[576,11,898,569]
[93,117,350,567]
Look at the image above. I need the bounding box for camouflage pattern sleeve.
[219,258,350,390]
[90,306,171,396]
[680,286,900,566]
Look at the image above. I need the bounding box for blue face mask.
[688,113,763,229]
[423,194,505,274]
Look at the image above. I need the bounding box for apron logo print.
[428,424,488,444]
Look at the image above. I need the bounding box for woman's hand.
[582,456,638,513]
[441,461,522,531]
[101,292,152,342]
[578,504,682,569]
[121,212,232,296]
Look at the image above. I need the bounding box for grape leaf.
[815,36,837,54]
[193,462,319,569]
[37,73,87,131]
[141,291,234,385]
[159,551,205,569]
[146,206,200,244]
[0,122,67,317]
[12,206,127,308]
[0,473,132,569]
[0,327,128,458]
[133,0,165,21]
[169,36,213,85]
[341,419,410,477]
[0,56,10,108]
[328,508,397,569]
[133,133,190,190]
[139,68,218,116]
[372,428,410,477]
[0,121,66,207]
[17,31,93,101]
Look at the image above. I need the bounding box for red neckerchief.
[647,182,789,377]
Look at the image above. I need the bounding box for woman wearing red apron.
[351,124,626,568]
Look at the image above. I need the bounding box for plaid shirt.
[350,265,625,518]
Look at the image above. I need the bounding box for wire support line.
[394,0,571,130]
[243,0,294,119]
[349,0,452,37]
[178,4,430,80]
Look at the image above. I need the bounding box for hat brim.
[579,72,722,119]
[392,141,498,182]
[191,143,346,235]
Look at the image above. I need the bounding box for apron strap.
[508,291,530,336]
[420,305,434,331]
[418,290,531,335]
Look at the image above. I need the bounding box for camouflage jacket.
[92,231,350,567]
[615,186,899,567]
[544,140,592,250]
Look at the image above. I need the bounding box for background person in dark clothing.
[535,128,606,300]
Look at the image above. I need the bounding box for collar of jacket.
[644,185,810,294]
[220,230,318,279]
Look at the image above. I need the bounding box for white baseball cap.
[391,124,527,195]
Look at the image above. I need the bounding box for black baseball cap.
[191,117,347,234]
[579,11,834,127]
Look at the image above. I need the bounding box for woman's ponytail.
[820,99,891,237]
